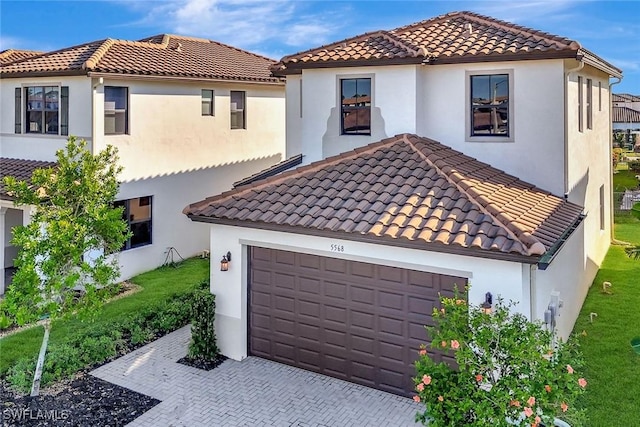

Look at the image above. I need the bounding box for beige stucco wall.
[206,224,527,361]
[91,78,286,182]
[0,76,93,160]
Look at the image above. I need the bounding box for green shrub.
[6,356,37,392]
[0,310,13,330]
[629,160,640,172]
[188,289,219,361]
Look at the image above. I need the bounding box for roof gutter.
[537,213,585,270]
[185,214,542,265]
[86,71,284,86]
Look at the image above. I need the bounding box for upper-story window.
[230,91,246,129]
[586,78,593,130]
[470,74,509,137]
[202,89,214,116]
[105,86,128,135]
[16,85,69,135]
[340,78,371,135]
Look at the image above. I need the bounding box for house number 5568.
[330,244,345,252]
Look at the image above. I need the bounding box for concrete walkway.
[91,326,422,427]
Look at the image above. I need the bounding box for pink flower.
[527,396,536,406]
[524,407,534,417]
[416,383,424,392]
[544,385,551,393]
[566,364,574,374]
[413,395,421,403]
[451,340,460,350]
[422,375,432,385]
[419,349,427,356]
[441,340,447,348]
[438,395,444,402]
[578,378,587,388]
[440,308,446,314]
[475,374,483,382]
[456,299,465,305]
[535,416,541,425]
[561,402,568,413]
[510,400,521,407]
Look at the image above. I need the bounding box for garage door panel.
[249,247,465,398]
[299,276,321,295]
[325,281,347,300]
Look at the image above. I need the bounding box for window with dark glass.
[105,86,128,135]
[578,76,583,133]
[341,78,371,135]
[230,91,245,129]
[470,74,509,136]
[24,86,67,135]
[202,89,214,116]
[114,196,152,250]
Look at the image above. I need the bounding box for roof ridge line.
[401,133,546,256]
[83,38,116,70]
[376,31,427,57]
[184,137,400,215]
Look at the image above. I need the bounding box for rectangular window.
[24,86,67,135]
[105,86,128,135]
[341,78,371,135]
[598,81,602,112]
[114,196,152,250]
[578,76,583,133]
[230,91,245,129]
[599,185,605,231]
[470,74,509,137]
[15,88,21,134]
[587,78,593,130]
[201,89,214,116]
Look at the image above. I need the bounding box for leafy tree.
[1,137,130,395]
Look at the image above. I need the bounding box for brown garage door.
[248,247,466,397]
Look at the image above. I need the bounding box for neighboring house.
[184,11,621,397]
[0,34,286,294]
[612,94,640,135]
[0,49,44,65]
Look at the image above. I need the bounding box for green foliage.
[188,284,219,361]
[414,288,586,427]
[0,137,130,325]
[6,289,196,392]
[628,160,640,172]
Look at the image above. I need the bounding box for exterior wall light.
[481,292,493,314]
[220,251,231,271]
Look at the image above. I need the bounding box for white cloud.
[473,0,580,23]
[0,35,56,52]
[117,0,339,51]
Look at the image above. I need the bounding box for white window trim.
[465,69,515,143]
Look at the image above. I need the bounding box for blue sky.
[1,0,638,93]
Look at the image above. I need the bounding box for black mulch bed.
[1,374,159,427]
[176,355,228,371]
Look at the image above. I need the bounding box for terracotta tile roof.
[613,93,640,103]
[185,134,584,260]
[0,49,45,65]
[0,158,56,200]
[613,106,640,123]
[0,35,281,83]
[272,11,621,78]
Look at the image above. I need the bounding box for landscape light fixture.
[220,251,232,271]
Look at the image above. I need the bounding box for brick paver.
[91,326,422,426]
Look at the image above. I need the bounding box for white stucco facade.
[0,74,285,287]
[273,57,613,341]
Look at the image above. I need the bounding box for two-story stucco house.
[184,11,622,397]
[0,34,285,294]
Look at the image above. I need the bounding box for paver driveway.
[91,325,422,426]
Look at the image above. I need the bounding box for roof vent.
[464,23,473,37]
[175,42,183,52]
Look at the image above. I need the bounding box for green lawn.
[0,258,209,374]
[613,169,639,192]
[574,221,640,426]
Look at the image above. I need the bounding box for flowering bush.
[414,288,587,427]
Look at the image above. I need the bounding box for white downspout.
[529,264,536,321]
[563,59,584,196]
[91,77,104,155]
[609,76,622,241]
